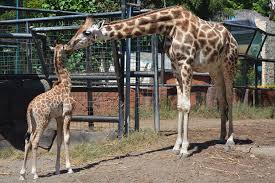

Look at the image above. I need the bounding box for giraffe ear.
[97,20,105,29]
[85,16,93,25]
[49,46,54,51]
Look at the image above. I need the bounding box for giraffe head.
[52,43,67,72]
[66,17,105,51]
[270,0,275,20]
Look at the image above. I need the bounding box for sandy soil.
[1,118,275,183]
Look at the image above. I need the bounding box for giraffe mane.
[103,5,186,26]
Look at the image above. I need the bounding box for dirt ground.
[1,118,275,183]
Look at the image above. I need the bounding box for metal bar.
[26,22,33,74]
[239,54,275,63]
[135,36,141,131]
[0,5,86,15]
[254,62,259,106]
[112,40,124,139]
[72,115,119,123]
[256,34,268,58]
[85,47,94,129]
[223,22,258,31]
[245,30,257,55]
[32,26,80,32]
[31,31,49,78]
[160,42,165,86]
[0,33,32,39]
[72,86,118,92]
[52,75,118,80]
[152,34,160,132]
[134,0,141,131]
[0,9,149,24]
[0,72,155,80]
[124,2,131,136]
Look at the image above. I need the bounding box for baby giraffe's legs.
[55,117,63,175]
[63,115,73,174]
[31,129,44,180]
[19,133,32,180]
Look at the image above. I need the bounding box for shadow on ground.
[40,137,253,178]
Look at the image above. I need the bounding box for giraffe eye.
[83,30,91,36]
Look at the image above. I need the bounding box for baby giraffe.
[19,44,74,180]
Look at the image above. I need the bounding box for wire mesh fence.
[0,7,160,132]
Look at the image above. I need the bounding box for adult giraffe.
[66,5,238,157]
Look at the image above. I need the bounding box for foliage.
[41,0,120,13]
[234,60,255,86]
[66,50,85,73]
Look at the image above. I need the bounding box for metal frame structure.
[0,3,158,138]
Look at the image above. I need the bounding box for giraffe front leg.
[172,111,183,153]
[63,115,73,174]
[172,83,184,154]
[178,95,191,158]
[175,63,192,158]
[55,118,63,175]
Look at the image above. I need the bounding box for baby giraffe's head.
[52,43,67,70]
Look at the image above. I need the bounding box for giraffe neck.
[99,6,190,40]
[58,68,71,89]
[53,45,71,89]
[53,47,65,82]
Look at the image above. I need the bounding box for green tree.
[41,0,120,13]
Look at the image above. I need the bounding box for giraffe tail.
[25,106,33,143]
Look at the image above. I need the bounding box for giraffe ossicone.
[68,5,239,157]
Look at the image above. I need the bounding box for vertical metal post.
[15,0,20,74]
[152,34,160,132]
[125,4,132,136]
[112,40,124,139]
[254,61,259,106]
[135,38,140,131]
[86,47,94,129]
[31,31,49,78]
[121,0,127,136]
[25,21,33,74]
[160,44,165,86]
[134,0,141,131]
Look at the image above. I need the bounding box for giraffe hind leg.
[223,60,235,151]
[19,133,32,180]
[210,71,228,143]
[55,117,63,175]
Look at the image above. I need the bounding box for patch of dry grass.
[140,101,275,120]
[0,147,23,160]
[69,129,160,165]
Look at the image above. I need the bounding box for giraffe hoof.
[33,174,39,180]
[172,149,180,155]
[19,175,25,181]
[180,152,190,159]
[55,170,60,175]
[224,142,235,152]
[68,168,74,174]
